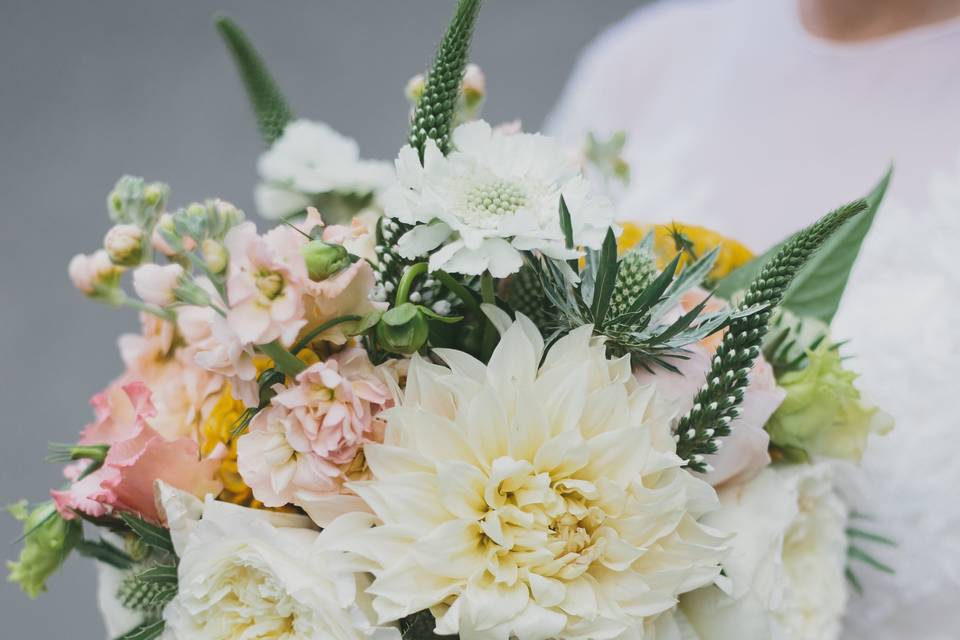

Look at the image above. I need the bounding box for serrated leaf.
[119,513,175,555]
[114,619,166,640]
[714,168,891,322]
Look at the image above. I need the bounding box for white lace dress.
[546,0,960,636]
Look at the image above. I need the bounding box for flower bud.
[68,250,123,297]
[404,73,426,105]
[107,175,168,228]
[152,213,189,256]
[103,224,144,266]
[207,199,245,237]
[301,239,350,281]
[461,64,486,111]
[6,500,80,598]
[375,303,430,355]
[133,263,184,306]
[201,239,229,274]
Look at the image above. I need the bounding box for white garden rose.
[334,314,728,639]
[158,487,399,640]
[680,463,849,640]
[384,120,615,277]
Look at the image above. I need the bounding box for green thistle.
[216,16,294,145]
[675,199,868,471]
[506,264,553,330]
[608,243,658,318]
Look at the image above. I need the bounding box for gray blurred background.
[0,0,645,635]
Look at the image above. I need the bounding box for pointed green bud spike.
[507,264,554,331]
[215,16,294,146]
[675,199,869,470]
[408,0,482,158]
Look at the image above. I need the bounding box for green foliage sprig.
[216,16,294,145]
[675,199,868,471]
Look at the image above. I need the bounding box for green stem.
[395,262,428,305]
[480,271,497,359]
[292,315,362,353]
[118,294,176,322]
[434,270,482,317]
[258,341,306,377]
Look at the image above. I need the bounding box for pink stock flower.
[224,222,308,346]
[68,250,121,294]
[188,309,259,407]
[237,347,390,514]
[635,288,786,487]
[53,383,222,523]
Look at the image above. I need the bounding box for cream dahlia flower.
[340,315,728,639]
[383,120,615,277]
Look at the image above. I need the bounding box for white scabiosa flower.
[159,488,399,640]
[338,315,728,639]
[680,463,849,640]
[384,120,615,277]
[256,119,395,220]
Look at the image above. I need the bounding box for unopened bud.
[404,73,426,105]
[107,175,168,227]
[301,240,350,281]
[461,64,486,110]
[133,263,184,306]
[201,239,229,274]
[104,224,144,266]
[68,250,123,298]
[375,303,429,355]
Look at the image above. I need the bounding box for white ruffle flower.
[256,119,395,220]
[158,486,399,640]
[335,315,727,639]
[384,120,615,277]
[680,463,849,640]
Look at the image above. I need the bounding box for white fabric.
[547,1,960,638]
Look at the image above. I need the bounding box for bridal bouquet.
[8,3,895,639]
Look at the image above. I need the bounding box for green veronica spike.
[676,199,869,471]
[215,16,294,145]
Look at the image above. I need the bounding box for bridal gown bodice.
[546,0,960,637]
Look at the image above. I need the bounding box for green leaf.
[119,513,175,555]
[136,563,178,584]
[215,16,294,145]
[714,168,891,323]
[114,619,166,640]
[590,228,620,329]
[75,538,135,570]
[848,545,895,574]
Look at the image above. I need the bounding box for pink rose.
[53,383,221,523]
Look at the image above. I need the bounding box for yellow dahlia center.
[476,457,604,581]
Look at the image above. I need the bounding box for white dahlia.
[256,119,395,219]
[384,120,615,277]
[339,315,728,639]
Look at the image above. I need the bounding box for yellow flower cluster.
[199,385,263,508]
[618,221,754,282]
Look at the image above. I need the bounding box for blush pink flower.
[635,289,786,487]
[237,347,390,518]
[53,383,222,522]
[132,263,184,307]
[224,222,308,346]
